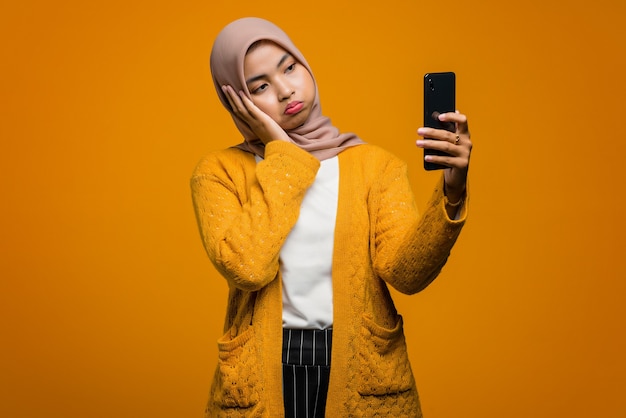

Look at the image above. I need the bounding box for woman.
[191,17,471,417]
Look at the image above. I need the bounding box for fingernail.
[417,128,425,135]
[416,140,425,147]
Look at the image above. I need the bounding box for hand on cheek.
[222,85,290,144]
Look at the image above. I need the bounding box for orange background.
[2,0,625,417]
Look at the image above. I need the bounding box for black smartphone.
[423,72,456,170]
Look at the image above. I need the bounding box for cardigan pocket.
[212,325,260,409]
[357,314,415,396]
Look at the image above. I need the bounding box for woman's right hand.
[222,85,290,144]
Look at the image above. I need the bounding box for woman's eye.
[285,63,296,73]
[252,83,268,94]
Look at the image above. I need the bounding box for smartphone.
[423,72,456,170]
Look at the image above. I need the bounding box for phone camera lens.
[429,79,435,91]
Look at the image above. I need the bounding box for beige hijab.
[210,17,364,160]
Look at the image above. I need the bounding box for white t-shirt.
[256,155,338,329]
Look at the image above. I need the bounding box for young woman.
[191,17,472,418]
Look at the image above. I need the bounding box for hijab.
[209,17,364,161]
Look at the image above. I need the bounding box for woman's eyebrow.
[276,53,291,68]
[245,53,292,85]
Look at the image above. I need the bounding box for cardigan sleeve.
[190,141,320,291]
[371,157,468,295]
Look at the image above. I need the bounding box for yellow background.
[2,0,625,417]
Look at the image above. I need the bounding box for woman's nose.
[276,79,294,101]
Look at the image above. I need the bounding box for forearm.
[374,173,467,294]
[392,191,466,294]
[191,142,320,290]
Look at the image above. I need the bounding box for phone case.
[423,72,456,170]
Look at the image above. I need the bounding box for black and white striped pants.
[282,328,332,418]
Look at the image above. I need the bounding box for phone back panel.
[423,72,456,170]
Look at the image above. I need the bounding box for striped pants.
[282,329,332,418]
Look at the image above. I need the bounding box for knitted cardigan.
[191,140,467,417]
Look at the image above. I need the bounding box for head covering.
[210,17,364,160]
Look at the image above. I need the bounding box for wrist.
[444,185,466,205]
[444,194,464,207]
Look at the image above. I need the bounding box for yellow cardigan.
[191,141,467,417]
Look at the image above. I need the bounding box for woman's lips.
[284,101,304,115]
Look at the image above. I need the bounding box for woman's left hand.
[416,111,472,203]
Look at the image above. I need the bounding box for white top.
[256,155,338,329]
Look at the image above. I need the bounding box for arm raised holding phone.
[416,72,472,213]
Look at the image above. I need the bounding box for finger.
[417,137,458,158]
[417,127,457,142]
[424,154,456,169]
[429,111,455,132]
[438,111,467,124]
[222,85,245,114]
[222,86,259,124]
[417,134,472,160]
[439,111,470,136]
[237,91,262,120]
[424,153,469,170]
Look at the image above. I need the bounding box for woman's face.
[244,41,316,131]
